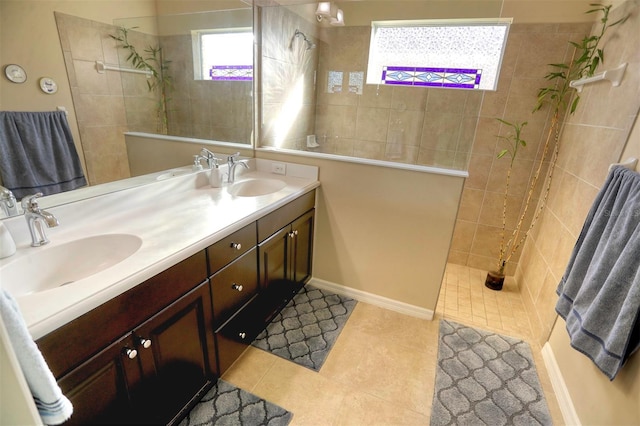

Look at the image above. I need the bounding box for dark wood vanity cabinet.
[208,190,316,375]
[56,334,140,425]
[37,251,216,425]
[257,191,315,301]
[206,223,260,374]
[34,190,317,423]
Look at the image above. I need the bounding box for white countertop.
[0,159,319,340]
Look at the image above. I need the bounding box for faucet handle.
[21,193,44,212]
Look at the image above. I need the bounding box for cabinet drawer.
[208,222,257,273]
[37,251,208,379]
[211,248,258,328]
[257,190,315,243]
[214,300,263,375]
[215,325,252,375]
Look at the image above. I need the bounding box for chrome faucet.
[200,148,220,169]
[0,186,19,216]
[21,193,59,247]
[227,152,249,183]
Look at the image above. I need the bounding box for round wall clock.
[4,64,27,83]
[39,77,58,94]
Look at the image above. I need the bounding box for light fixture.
[315,2,335,22]
[315,2,344,26]
[330,8,345,26]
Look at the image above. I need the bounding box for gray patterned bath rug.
[252,285,357,371]
[431,320,552,426]
[179,379,292,426]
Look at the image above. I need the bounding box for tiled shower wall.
[260,5,592,276]
[56,12,138,185]
[448,22,592,275]
[516,1,640,345]
[260,6,480,169]
[161,35,252,144]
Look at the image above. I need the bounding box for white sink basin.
[227,178,286,197]
[1,234,142,297]
[156,168,193,181]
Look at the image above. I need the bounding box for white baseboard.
[541,342,581,426]
[308,277,435,321]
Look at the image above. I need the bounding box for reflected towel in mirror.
[0,111,87,199]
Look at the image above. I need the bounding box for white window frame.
[192,28,253,81]
[366,18,512,91]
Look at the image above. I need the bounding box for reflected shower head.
[294,29,316,50]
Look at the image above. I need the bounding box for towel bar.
[95,61,152,77]
[569,63,627,93]
[609,157,638,172]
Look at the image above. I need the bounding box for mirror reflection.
[112,9,253,144]
[0,1,254,218]
[55,5,253,188]
[257,1,503,170]
[1,0,508,219]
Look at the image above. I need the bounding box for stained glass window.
[195,29,253,81]
[366,19,511,91]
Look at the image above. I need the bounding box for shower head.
[294,29,316,50]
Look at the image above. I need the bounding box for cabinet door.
[258,225,290,292]
[291,209,314,284]
[57,334,141,425]
[134,281,216,424]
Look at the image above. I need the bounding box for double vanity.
[0,158,319,425]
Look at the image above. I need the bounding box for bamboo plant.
[110,27,172,134]
[488,3,626,287]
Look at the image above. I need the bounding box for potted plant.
[110,27,173,134]
[485,2,626,290]
[485,119,527,290]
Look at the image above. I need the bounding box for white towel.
[0,289,73,425]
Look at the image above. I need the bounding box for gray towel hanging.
[556,165,640,380]
[0,111,87,199]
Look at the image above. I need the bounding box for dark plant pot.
[485,270,505,291]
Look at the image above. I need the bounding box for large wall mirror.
[0,0,254,218]
[55,4,254,185]
[3,0,525,218]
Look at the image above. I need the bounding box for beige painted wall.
[515,0,640,423]
[256,150,464,312]
[126,138,463,312]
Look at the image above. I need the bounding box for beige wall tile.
[388,109,425,146]
[457,188,484,222]
[391,86,428,111]
[451,220,477,252]
[470,223,505,260]
[465,154,493,190]
[355,107,390,142]
[383,143,419,163]
[478,191,521,229]
[68,24,104,61]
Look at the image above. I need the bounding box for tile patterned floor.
[222,263,564,425]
